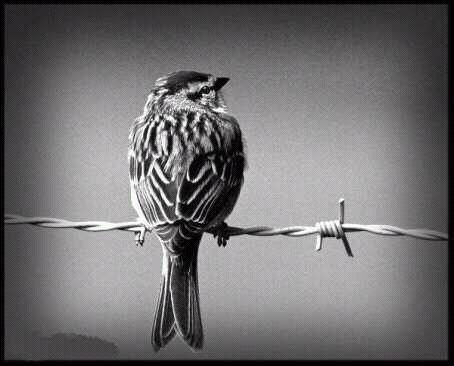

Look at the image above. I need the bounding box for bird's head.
[151,71,230,114]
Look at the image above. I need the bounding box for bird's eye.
[200,86,211,95]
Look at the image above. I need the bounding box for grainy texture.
[4,4,448,360]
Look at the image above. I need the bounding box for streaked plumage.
[128,71,245,351]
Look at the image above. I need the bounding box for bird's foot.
[135,226,147,247]
[212,222,230,247]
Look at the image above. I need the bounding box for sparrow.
[128,71,246,351]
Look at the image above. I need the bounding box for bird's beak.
[213,77,230,91]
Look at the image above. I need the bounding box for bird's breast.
[154,111,242,156]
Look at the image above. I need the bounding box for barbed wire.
[4,199,448,257]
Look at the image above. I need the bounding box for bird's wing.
[130,149,245,230]
[176,152,245,226]
[130,153,179,227]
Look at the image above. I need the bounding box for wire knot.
[314,199,354,257]
[316,220,344,239]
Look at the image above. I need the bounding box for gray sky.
[5,4,448,359]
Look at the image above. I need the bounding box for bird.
[128,71,246,351]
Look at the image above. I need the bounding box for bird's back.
[129,108,245,240]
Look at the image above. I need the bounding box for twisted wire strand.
[4,214,448,241]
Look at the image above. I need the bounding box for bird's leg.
[135,225,147,247]
[212,222,230,247]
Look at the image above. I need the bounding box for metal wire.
[4,199,448,257]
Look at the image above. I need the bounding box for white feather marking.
[181,113,188,129]
[130,186,150,228]
[220,163,227,181]
[183,172,213,205]
[155,224,174,236]
[211,160,218,175]
[193,180,223,222]
[188,162,211,183]
[154,162,171,184]
[212,106,227,113]
[146,180,175,223]
[150,170,174,207]
[161,131,168,155]
[143,123,153,147]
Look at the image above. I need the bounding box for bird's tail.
[152,235,203,352]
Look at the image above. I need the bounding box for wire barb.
[4,199,448,253]
[314,199,354,257]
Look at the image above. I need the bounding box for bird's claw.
[135,226,147,247]
[212,222,230,247]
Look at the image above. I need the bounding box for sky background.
[4,4,448,360]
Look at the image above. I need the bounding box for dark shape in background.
[6,332,118,360]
